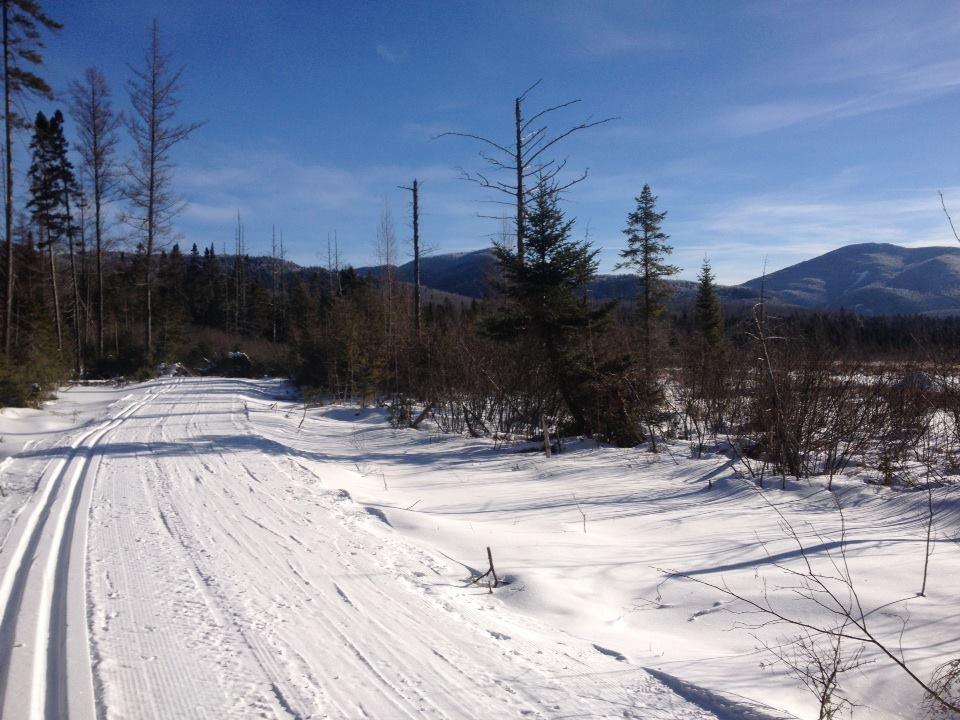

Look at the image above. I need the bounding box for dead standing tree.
[399,179,422,339]
[125,19,200,361]
[69,67,122,360]
[438,80,616,261]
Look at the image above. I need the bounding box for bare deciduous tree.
[125,19,200,360]
[439,80,615,261]
[69,67,121,359]
[399,179,422,339]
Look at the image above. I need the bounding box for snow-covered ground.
[0,377,957,719]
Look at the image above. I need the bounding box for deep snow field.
[0,376,957,720]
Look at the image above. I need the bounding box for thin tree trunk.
[48,235,62,352]
[65,191,81,376]
[541,414,552,457]
[412,179,421,339]
[95,191,103,357]
[920,482,934,596]
[514,96,524,262]
[2,0,13,356]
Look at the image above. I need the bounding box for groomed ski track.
[0,377,765,719]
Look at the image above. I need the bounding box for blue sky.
[30,0,960,283]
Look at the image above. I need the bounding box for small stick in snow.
[541,415,552,458]
[573,493,586,533]
[471,546,500,588]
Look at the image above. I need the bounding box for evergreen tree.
[617,184,678,448]
[48,110,82,375]
[2,0,61,356]
[26,110,63,351]
[488,179,611,434]
[694,257,724,351]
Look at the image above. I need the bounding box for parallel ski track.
[0,380,175,720]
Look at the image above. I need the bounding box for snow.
[0,376,957,719]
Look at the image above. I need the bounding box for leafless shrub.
[760,624,868,720]
[662,488,960,716]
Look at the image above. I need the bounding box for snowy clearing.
[0,376,957,719]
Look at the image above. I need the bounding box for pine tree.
[48,110,82,375]
[617,184,678,449]
[26,110,62,351]
[27,110,81,374]
[694,257,724,351]
[488,179,610,434]
[2,0,60,356]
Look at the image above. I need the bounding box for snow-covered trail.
[0,377,727,719]
[0,382,172,720]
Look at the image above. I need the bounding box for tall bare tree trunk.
[2,1,12,356]
[96,193,103,357]
[65,192,81,376]
[514,96,524,261]
[145,169,154,358]
[47,234,62,352]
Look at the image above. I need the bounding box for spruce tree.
[27,110,80,373]
[488,179,610,434]
[617,184,678,448]
[694,257,724,351]
[48,110,82,375]
[27,110,61,350]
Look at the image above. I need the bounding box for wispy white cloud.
[669,187,960,283]
[375,43,406,64]
[399,121,454,141]
[174,148,488,265]
[719,3,960,135]
[551,1,678,58]
[721,59,960,135]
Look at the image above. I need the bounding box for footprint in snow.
[592,644,627,662]
[688,600,726,621]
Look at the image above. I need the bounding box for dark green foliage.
[616,184,679,447]
[695,258,724,351]
[486,180,613,435]
[618,184,679,323]
[27,111,62,236]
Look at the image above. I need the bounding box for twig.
[939,190,960,244]
[471,546,500,588]
[573,493,586,533]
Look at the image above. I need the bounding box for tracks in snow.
[0,381,172,720]
[3,377,736,719]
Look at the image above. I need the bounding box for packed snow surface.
[0,377,957,719]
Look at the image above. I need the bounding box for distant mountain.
[740,243,960,316]
[254,241,960,316]
[359,248,764,307]
[359,248,499,299]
